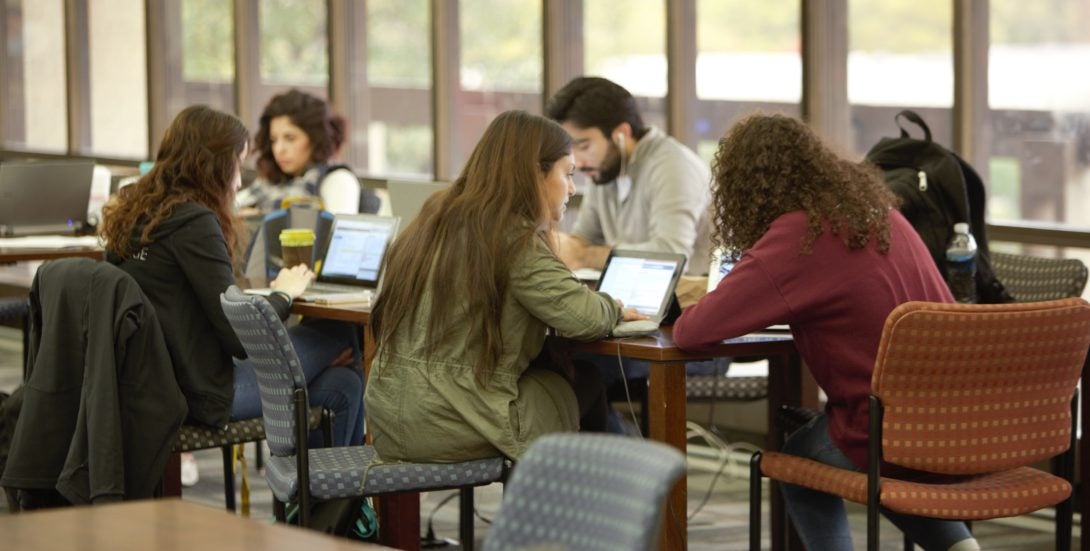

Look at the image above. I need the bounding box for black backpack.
[864,110,1012,304]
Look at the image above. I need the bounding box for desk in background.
[0,247,103,263]
[2,499,393,551]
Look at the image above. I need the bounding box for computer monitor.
[0,160,95,237]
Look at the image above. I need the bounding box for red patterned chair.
[749,298,1090,551]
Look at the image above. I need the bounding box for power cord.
[615,340,644,438]
[421,492,459,548]
[686,421,760,520]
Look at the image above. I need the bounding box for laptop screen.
[596,250,687,320]
[386,180,449,235]
[0,161,95,236]
[318,214,400,286]
[706,247,738,293]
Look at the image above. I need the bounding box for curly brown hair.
[100,106,248,259]
[710,114,899,260]
[253,89,346,182]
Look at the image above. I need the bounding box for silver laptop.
[296,214,400,303]
[386,180,449,235]
[597,249,686,330]
[0,161,95,237]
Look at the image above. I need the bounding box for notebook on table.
[0,161,95,237]
[386,179,449,235]
[247,214,399,305]
[596,249,687,336]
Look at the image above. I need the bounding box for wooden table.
[2,499,394,550]
[0,247,103,263]
[294,302,802,551]
[569,327,800,551]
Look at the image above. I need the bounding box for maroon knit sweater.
[674,210,952,468]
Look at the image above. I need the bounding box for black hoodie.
[108,202,289,428]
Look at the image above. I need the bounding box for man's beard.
[586,141,623,185]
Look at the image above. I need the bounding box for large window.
[696,0,800,163]
[1,0,67,153]
[250,0,329,128]
[147,0,235,155]
[988,0,1090,226]
[454,0,543,173]
[583,0,666,131]
[362,0,432,178]
[87,0,149,158]
[848,0,953,157]
[178,0,235,113]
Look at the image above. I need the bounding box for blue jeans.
[231,318,364,446]
[780,414,973,551]
[585,354,730,434]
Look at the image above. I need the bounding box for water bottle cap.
[953,222,970,234]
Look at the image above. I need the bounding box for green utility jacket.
[365,235,621,461]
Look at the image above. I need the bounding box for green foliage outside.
[368,0,430,87]
[384,125,433,175]
[850,0,951,53]
[584,0,665,73]
[991,0,1090,45]
[988,156,1021,221]
[697,0,798,52]
[460,0,542,91]
[259,0,327,84]
[182,0,233,81]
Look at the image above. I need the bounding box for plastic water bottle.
[945,222,977,303]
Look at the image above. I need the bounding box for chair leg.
[459,486,475,551]
[221,445,236,511]
[273,498,286,522]
[867,500,879,551]
[749,452,762,551]
[322,409,334,447]
[903,533,913,551]
[1057,496,1073,551]
[254,441,263,471]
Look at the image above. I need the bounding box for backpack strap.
[895,110,932,142]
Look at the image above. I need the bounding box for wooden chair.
[749,299,1090,551]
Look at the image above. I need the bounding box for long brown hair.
[253,89,346,182]
[100,105,249,258]
[372,110,572,386]
[710,113,899,260]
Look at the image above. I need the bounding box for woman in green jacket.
[365,110,643,462]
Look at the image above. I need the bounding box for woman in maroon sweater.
[674,115,977,551]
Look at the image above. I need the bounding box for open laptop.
[0,161,95,237]
[596,249,687,336]
[295,214,400,304]
[386,180,449,235]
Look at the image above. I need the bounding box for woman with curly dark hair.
[237,89,378,214]
[674,114,977,551]
[101,105,364,448]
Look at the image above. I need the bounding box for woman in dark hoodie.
[100,105,364,447]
